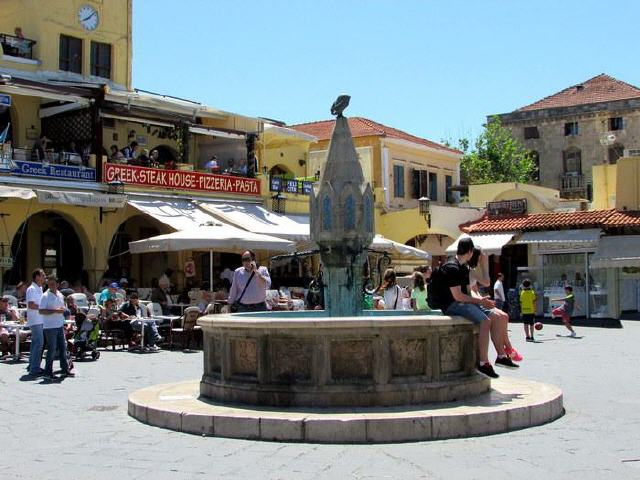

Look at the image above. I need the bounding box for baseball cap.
[119,278,129,285]
[109,282,119,289]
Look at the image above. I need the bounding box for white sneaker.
[570,331,577,337]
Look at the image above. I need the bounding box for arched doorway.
[151,144,178,165]
[108,215,171,288]
[8,211,85,284]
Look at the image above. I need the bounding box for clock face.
[78,5,99,31]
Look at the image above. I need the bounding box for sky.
[133,0,640,144]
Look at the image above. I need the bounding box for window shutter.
[411,169,420,199]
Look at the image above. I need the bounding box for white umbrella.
[128,223,294,289]
[369,235,430,261]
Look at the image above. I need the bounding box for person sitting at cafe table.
[32,133,50,161]
[97,282,119,306]
[149,149,160,168]
[151,277,172,315]
[118,292,162,350]
[122,141,139,160]
[228,250,271,312]
[109,145,126,163]
[0,296,20,357]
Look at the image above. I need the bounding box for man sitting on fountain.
[438,237,508,379]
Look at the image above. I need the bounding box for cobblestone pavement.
[1,321,639,480]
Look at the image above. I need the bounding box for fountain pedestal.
[199,311,489,407]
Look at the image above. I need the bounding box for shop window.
[524,126,540,139]
[445,175,454,204]
[91,41,111,79]
[564,122,579,136]
[608,144,624,164]
[429,172,438,202]
[411,169,428,199]
[563,148,582,174]
[531,151,540,181]
[393,164,405,198]
[59,35,82,74]
[608,117,624,131]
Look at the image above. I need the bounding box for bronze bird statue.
[331,95,350,117]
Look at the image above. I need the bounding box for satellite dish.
[599,132,617,146]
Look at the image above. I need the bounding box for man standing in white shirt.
[26,268,45,376]
[39,276,74,379]
[493,273,506,312]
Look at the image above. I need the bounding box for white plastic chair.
[149,302,163,317]
[3,295,18,307]
[69,293,89,308]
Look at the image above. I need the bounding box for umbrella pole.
[209,250,213,292]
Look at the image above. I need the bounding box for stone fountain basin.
[197,310,490,408]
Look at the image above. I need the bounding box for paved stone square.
[1,321,639,480]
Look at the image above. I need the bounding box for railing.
[0,33,36,60]
[559,173,586,199]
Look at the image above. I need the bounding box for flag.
[0,123,10,144]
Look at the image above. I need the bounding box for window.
[564,122,579,136]
[393,165,405,198]
[531,151,540,181]
[445,175,454,203]
[608,144,624,164]
[411,169,428,199]
[524,126,540,139]
[91,41,111,79]
[345,196,355,230]
[429,172,438,202]
[322,196,332,231]
[609,117,624,131]
[563,148,582,174]
[59,35,82,73]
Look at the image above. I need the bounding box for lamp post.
[272,192,286,214]
[419,196,431,228]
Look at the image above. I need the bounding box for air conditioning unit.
[624,148,640,157]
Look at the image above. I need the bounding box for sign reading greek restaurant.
[103,163,260,196]
[9,160,96,181]
[36,190,127,208]
[487,198,527,218]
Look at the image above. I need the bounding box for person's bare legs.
[488,309,508,356]
[478,318,491,364]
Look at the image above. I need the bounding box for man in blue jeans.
[39,276,74,380]
[26,268,45,376]
[440,238,518,378]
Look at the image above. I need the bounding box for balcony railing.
[560,173,586,199]
[0,33,36,60]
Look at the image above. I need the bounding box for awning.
[0,185,35,199]
[515,229,601,245]
[199,202,310,242]
[446,232,516,256]
[37,190,127,208]
[128,197,218,231]
[370,235,430,261]
[591,236,640,268]
[188,126,246,140]
[100,112,174,128]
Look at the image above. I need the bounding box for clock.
[78,5,99,31]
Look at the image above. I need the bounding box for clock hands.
[82,11,96,23]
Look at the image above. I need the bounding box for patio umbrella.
[369,235,430,261]
[128,222,294,289]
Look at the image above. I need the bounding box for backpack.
[427,260,456,310]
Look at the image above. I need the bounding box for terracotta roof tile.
[603,210,640,227]
[460,209,617,233]
[291,117,462,155]
[517,74,640,112]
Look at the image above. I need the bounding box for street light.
[419,196,431,228]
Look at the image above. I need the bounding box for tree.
[456,116,536,185]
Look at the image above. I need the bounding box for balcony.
[0,33,37,60]
[560,173,587,199]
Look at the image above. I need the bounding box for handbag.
[230,271,255,313]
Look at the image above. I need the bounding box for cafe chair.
[69,293,89,309]
[169,306,202,351]
[3,295,18,308]
[97,307,126,351]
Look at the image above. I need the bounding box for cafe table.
[3,321,29,360]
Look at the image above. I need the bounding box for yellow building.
[291,117,469,258]
[592,156,640,211]
[0,1,286,293]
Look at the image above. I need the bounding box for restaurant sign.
[270,175,313,195]
[103,164,260,196]
[36,190,127,208]
[487,198,527,218]
[9,160,96,181]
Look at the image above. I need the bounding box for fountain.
[128,97,563,442]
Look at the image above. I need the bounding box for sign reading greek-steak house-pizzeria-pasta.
[103,163,260,196]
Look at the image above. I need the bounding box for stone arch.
[269,164,292,176]
[152,144,179,164]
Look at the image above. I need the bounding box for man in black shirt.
[440,237,513,378]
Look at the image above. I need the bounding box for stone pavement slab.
[1,321,640,479]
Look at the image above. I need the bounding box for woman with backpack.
[378,268,405,311]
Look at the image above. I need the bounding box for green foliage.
[458,117,536,185]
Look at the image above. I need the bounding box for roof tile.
[291,117,462,155]
[460,209,617,233]
[517,74,640,112]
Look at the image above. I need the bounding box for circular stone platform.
[128,377,563,443]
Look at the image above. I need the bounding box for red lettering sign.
[103,164,260,196]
